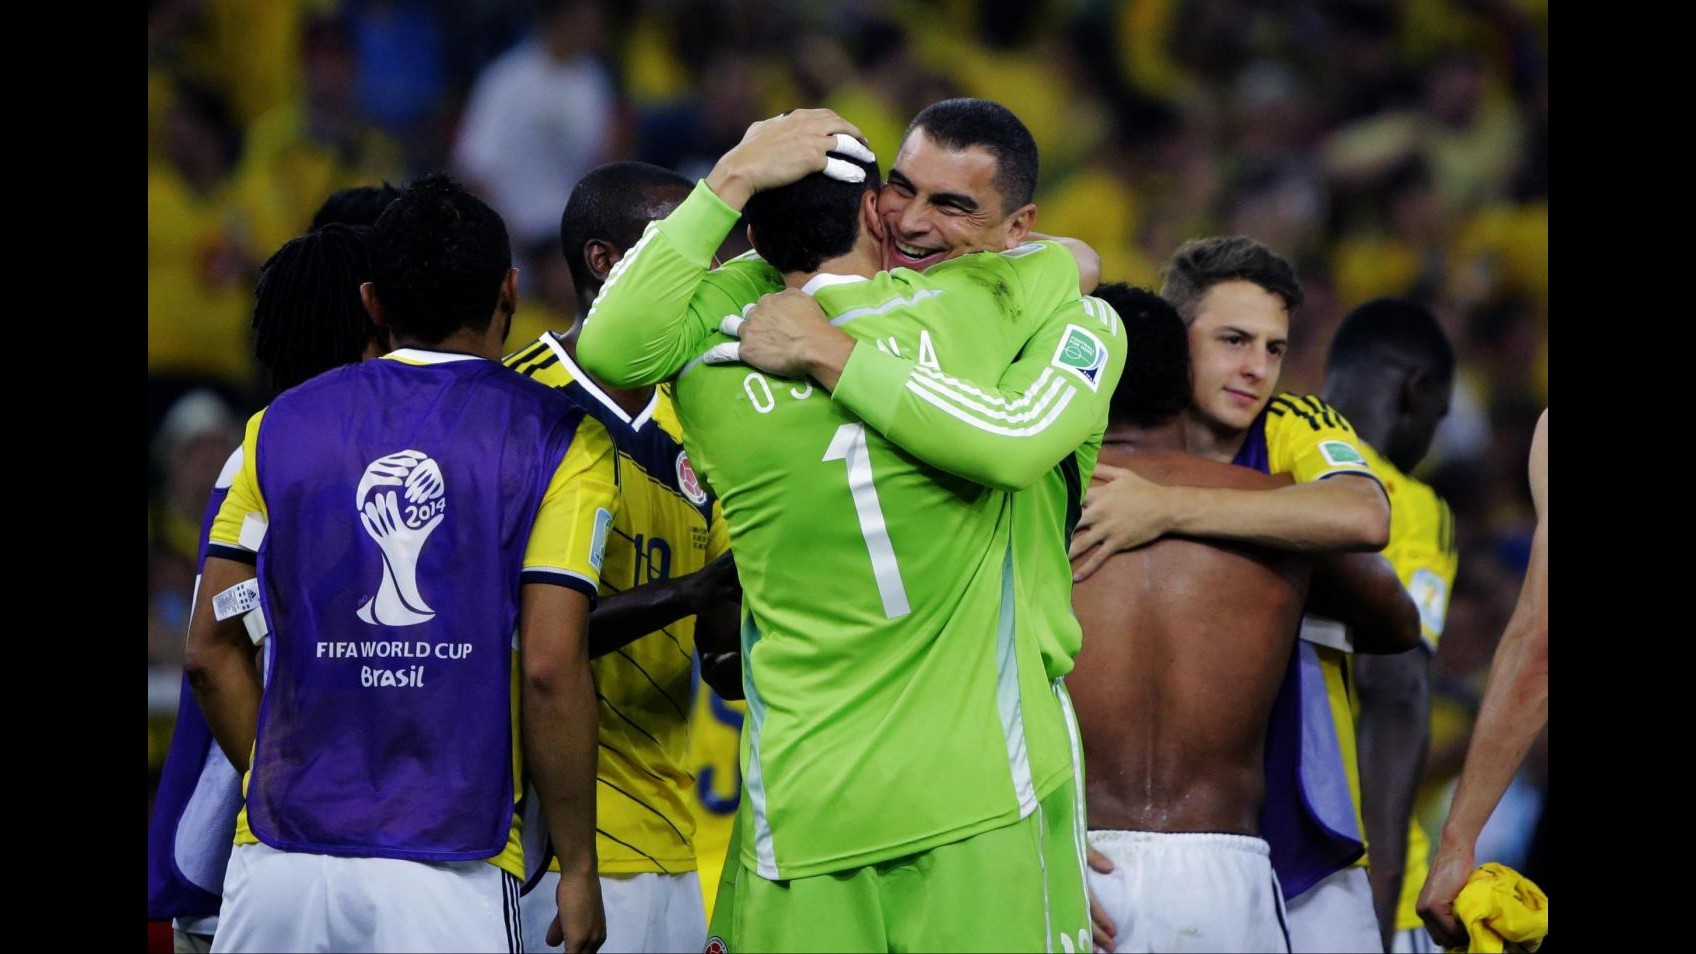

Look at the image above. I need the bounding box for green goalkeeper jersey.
[577,182,1125,878]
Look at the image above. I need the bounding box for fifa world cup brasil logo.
[356,450,446,626]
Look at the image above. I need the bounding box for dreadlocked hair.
[252,223,378,394]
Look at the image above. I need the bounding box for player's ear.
[861,187,885,243]
[1001,203,1038,249]
[500,267,519,313]
[1399,368,1428,413]
[585,239,619,284]
[360,282,388,327]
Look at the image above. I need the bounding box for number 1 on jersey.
[824,423,911,618]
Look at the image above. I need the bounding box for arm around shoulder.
[1169,471,1390,552]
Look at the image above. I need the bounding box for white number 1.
[824,423,911,618]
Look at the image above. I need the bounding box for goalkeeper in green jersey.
[578,104,1122,952]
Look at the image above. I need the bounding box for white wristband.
[212,578,261,622]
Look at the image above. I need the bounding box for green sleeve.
[576,181,772,387]
[922,239,1080,320]
[832,294,1126,491]
[1003,239,1081,318]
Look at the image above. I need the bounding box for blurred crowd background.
[147,0,1548,890]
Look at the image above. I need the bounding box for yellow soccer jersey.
[211,367,620,879]
[506,334,731,874]
[1264,394,1386,868]
[1265,394,1384,487]
[1352,445,1460,931]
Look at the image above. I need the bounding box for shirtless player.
[1067,285,1302,952]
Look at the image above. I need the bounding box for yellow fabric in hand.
[1450,863,1548,954]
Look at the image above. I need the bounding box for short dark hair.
[743,152,879,275]
[253,223,377,393]
[312,182,402,230]
[1093,284,1191,428]
[559,161,693,294]
[905,98,1039,212]
[370,173,511,344]
[1328,297,1455,383]
[1160,236,1304,324]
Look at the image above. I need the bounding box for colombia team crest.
[677,450,709,505]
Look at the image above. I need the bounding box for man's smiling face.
[876,127,1032,271]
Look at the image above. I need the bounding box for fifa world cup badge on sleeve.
[1052,324,1109,390]
[1408,567,1449,638]
[590,507,614,572]
[1318,440,1367,467]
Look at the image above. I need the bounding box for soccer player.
[584,100,1113,951]
[1321,298,1460,952]
[505,160,741,954]
[186,175,614,953]
[582,101,1117,949]
[1070,236,1399,953]
[579,121,1123,949]
[148,218,390,954]
[1417,408,1547,950]
[1068,284,1309,951]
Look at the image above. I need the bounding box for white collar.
[542,334,658,430]
[384,348,485,365]
[800,272,871,296]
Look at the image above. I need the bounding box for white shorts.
[211,842,523,953]
[1086,830,1290,953]
[1391,925,1439,953]
[521,870,705,953]
[1285,865,1382,953]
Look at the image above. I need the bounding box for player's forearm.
[184,639,262,773]
[576,182,741,387]
[520,586,601,878]
[1356,650,1432,942]
[1308,552,1422,653]
[1440,512,1546,853]
[1436,618,1547,856]
[523,660,600,877]
[587,579,698,659]
[830,341,1108,491]
[693,596,742,657]
[800,328,855,392]
[704,163,756,212]
[184,559,264,772]
[1167,475,1390,552]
